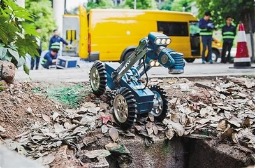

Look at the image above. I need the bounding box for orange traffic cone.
[232,23,253,68]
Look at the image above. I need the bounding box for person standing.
[199,11,215,64]
[48,29,68,50]
[221,16,236,63]
[31,27,42,70]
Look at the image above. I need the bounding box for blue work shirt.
[222,24,236,42]
[48,35,68,50]
[42,51,57,69]
[199,18,214,36]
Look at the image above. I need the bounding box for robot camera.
[148,32,171,46]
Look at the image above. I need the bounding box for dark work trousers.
[31,49,41,70]
[221,41,233,63]
[201,35,212,62]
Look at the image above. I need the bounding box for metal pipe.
[64,0,67,14]
[114,41,147,83]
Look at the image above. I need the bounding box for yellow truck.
[62,6,221,63]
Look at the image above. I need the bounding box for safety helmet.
[50,42,60,51]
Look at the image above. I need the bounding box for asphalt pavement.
[15,58,255,83]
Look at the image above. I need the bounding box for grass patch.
[34,84,91,108]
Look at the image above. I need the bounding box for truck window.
[189,21,200,56]
[157,21,188,36]
[189,21,200,35]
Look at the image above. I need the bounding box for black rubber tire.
[89,61,107,96]
[212,49,219,62]
[113,87,137,130]
[185,58,195,63]
[123,50,143,67]
[121,51,134,62]
[149,85,168,121]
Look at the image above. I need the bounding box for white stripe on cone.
[237,31,247,42]
[234,57,251,62]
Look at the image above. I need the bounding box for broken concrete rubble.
[0,77,254,167]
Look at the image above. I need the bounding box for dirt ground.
[0,82,59,139]
[0,76,254,167]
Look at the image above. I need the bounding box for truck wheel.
[149,85,168,121]
[89,61,107,96]
[113,87,137,129]
[185,58,195,63]
[212,49,219,62]
[123,51,134,62]
[123,50,143,66]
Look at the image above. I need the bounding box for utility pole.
[248,14,255,63]
[134,0,136,9]
[53,0,65,35]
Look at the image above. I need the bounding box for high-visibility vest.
[51,42,60,50]
[200,28,213,36]
[41,58,47,66]
[223,31,235,39]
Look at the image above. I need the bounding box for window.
[189,21,200,35]
[157,21,188,36]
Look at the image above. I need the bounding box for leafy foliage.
[159,0,173,11]
[171,0,192,12]
[195,0,255,30]
[0,0,39,74]
[121,0,157,9]
[25,0,56,50]
[86,0,114,10]
[159,0,192,11]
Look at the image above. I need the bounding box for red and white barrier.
[233,23,251,68]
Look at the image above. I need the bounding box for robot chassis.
[89,32,185,129]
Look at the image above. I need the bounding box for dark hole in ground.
[106,137,254,168]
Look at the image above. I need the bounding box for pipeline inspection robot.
[89,32,185,129]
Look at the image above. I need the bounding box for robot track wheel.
[113,87,137,130]
[149,85,168,121]
[89,61,107,96]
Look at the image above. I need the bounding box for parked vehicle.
[61,6,222,63]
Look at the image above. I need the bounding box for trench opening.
[106,137,253,168]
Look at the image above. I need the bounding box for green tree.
[86,0,114,10]
[0,0,38,74]
[122,0,157,9]
[25,0,56,50]
[195,0,255,31]
[159,0,174,11]
[170,0,192,12]
[159,0,192,11]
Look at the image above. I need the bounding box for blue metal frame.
[105,32,185,115]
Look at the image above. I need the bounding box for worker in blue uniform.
[31,27,42,70]
[48,29,68,50]
[42,43,59,69]
[199,11,215,64]
[221,16,236,63]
